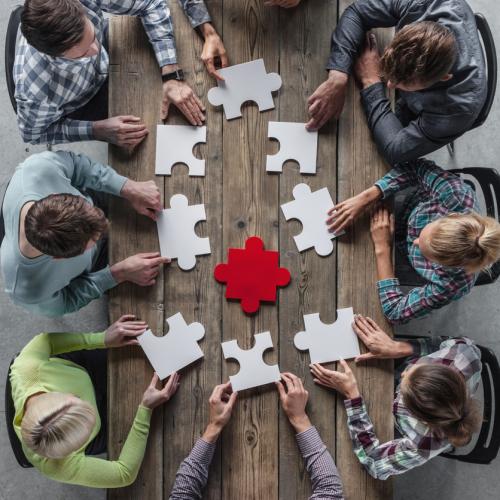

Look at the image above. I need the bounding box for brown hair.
[401,364,481,447]
[380,21,457,86]
[25,194,108,258]
[428,212,500,273]
[21,0,87,57]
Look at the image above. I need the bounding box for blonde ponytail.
[429,212,500,272]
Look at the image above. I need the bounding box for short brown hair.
[21,0,87,57]
[380,21,457,86]
[25,194,108,258]
[401,364,481,447]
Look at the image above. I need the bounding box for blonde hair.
[21,392,96,459]
[428,212,500,272]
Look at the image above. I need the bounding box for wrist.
[362,185,382,204]
[203,423,223,443]
[345,387,360,400]
[92,120,105,141]
[328,69,348,86]
[199,22,217,39]
[289,414,312,434]
[361,77,382,89]
[162,63,180,76]
[110,262,126,284]
[374,245,392,258]
[394,341,414,358]
[120,179,135,201]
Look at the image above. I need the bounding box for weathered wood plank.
[220,2,280,499]
[161,2,223,499]
[107,16,165,500]
[277,1,339,498]
[336,2,395,497]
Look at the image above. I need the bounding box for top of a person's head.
[401,363,480,447]
[21,392,96,459]
[24,193,109,258]
[428,212,500,273]
[380,21,458,89]
[21,0,87,57]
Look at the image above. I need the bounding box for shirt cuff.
[377,278,400,290]
[91,266,118,293]
[374,179,391,199]
[137,405,153,424]
[343,396,366,417]
[108,173,128,197]
[86,331,107,348]
[66,119,94,142]
[360,81,387,104]
[295,426,324,456]
[192,438,217,466]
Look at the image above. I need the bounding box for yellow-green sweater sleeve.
[38,405,152,488]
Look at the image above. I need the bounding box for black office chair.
[396,167,500,287]
[448,13,497,154]
[5,5,23,113]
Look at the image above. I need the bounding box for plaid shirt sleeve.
[377,275,473,324]
[178,0,212,27]
[343,397,427,480]
[16,98,94,144]
[101,0,177,67]
[375,158,474,210]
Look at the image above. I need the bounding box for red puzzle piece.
[214,236,291,313]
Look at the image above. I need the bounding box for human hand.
[370,205,394,252]
[326,186,381,233]
[264,0,302,7]
[104,314,148,347]
[162,80,206,126]
[121,180,162,221]
[141,372,180,410]
[310,359,360,399]
[203,382,238,443]
[353,314,412,362]
[306,70,348,130]
[199,24,228,81]
[276,372,312,433]
[93,116,148,149]
[110,252,170,286]
[354,33,382,89]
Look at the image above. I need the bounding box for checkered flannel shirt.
[14,0,211,145]
[374,159,480,324]
[344,337,482,480]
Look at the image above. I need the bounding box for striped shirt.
[169,427,344,499]
[344,337,482,480]
[374,159,479,324]
[14,0,211,145]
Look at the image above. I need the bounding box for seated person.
[327,159,500,323]
[1,150,169,317]
[9,314,180,487]
[307,0,486,164]
[310,314,482,479]
[16,0,227,146]
[169,374,344,499]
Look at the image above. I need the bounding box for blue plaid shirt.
[374,159,479,324]
[14,0,211,145]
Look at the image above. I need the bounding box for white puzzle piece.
[138,312,205,380]
[281,183,344,257]
[221,332,281,391]
[266,122,318,174]
[294,308,360,364]
[156,194,210,271]
[155,125,207,177]
[207,59,282,120]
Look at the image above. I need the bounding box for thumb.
[149,372,160,388]
[161,99,170,122]
[275,380,286,400]
[355,352,376,363]
[339,359,352,373]
[228,390,238,408]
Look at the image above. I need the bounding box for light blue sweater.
[0,151,127,317]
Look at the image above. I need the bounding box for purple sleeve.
[296,427,344,499]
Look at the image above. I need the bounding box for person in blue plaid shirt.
[310,314,482,479]
[327,159,500,324]
[15,0,227,147]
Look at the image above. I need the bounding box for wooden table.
[108,1,394,499]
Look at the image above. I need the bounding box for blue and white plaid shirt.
[14,0,211,145]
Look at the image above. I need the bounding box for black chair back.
[4,6,23,113]
[5,357,33,468]
[472,13,497,130]
[442,345,500,464]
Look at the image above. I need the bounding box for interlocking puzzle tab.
[281,183,343,257]
[221,332,281,391]
[138,312,205,380]
[214,236,291,314]
[156,194,210,271]
[155,125,207,177]
[294,307,360,364]
[266,122,318,174]
[207,59,282,120]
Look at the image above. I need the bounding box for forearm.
[375,247,394,281]
[178,0,212,28]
